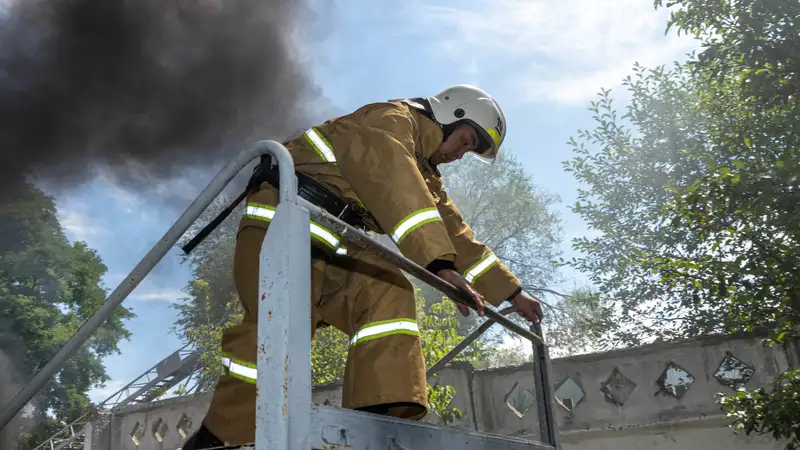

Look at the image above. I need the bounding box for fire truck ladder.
[30,343,203,450]
[0,141,560,449]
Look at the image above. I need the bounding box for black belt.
[181,156,366,255]
[256,158,366,230]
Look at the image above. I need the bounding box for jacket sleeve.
[331,105,457,269]
[437,191,522,307]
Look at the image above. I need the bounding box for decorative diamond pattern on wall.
[714,352,755,389]
[554,377,585,412]
[656,362,695,399]
[600,367,637,406]
[504,381,536,418]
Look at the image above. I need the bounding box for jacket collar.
[411,108,444,176]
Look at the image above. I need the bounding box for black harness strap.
[181,156,366,255]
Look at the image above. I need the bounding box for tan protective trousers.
[202,190,428,445]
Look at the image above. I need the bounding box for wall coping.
[107,332,778,415]
[473,331,775,377]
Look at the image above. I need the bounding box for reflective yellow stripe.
[488,128,501,146]
[221,355,257,384]
[304,127,336,163]
[464,253,499,283]
[309,222,340,250]
[244,203,275,221]
[391,208,443,244]
[244,202,347,255]
[350,319,420,346]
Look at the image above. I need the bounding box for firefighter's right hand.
[437,269,485,318]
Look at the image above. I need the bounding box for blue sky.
[46,1,698,401]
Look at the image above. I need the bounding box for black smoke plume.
[0,0,321,196]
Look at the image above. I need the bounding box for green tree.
[566,0,800,446]
[543,286,616,358]
[471,345,531,371]
[655,1,800,446]
[0,182,134,449]
[419,290,476,423]
[173,195,242,338]
[172,194,249,390]
[310,326,349,385]
[563,62,725,348]
[178,279,244,392]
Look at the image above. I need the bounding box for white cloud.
[409,0,700,104]
[88,378,128,404]
[59,208,105,241]
[130,290,185,303]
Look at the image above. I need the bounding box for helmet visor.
[470,124,499,163]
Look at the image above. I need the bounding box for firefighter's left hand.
[510,291,543,324]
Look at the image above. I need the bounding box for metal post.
[0,140,291,430]
[297,197,546,346]
[531,322,560,449]
[254,145,312,450]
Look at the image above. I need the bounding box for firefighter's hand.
[510,291,543,324]
[437,269,485,317]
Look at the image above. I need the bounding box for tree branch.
[521,285,570,299]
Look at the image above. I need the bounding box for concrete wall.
[87,334,797,449]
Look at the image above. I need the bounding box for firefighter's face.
[433,124,480,165]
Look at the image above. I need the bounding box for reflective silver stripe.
[391,208,443,244]
[350,319,420,346]
[304,127,336,163]
[244,202,347,254]
[221,357,257,383]
[464,253,499,283]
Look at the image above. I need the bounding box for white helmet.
[427,84,506,163]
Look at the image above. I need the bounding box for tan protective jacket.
[242,101,521,307]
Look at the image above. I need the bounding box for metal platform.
[309,405,554,449]
[1,140,561,449]
[236,405,554,450]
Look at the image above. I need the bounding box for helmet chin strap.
[436,123,455,145]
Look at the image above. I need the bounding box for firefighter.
[182,84,544,449]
